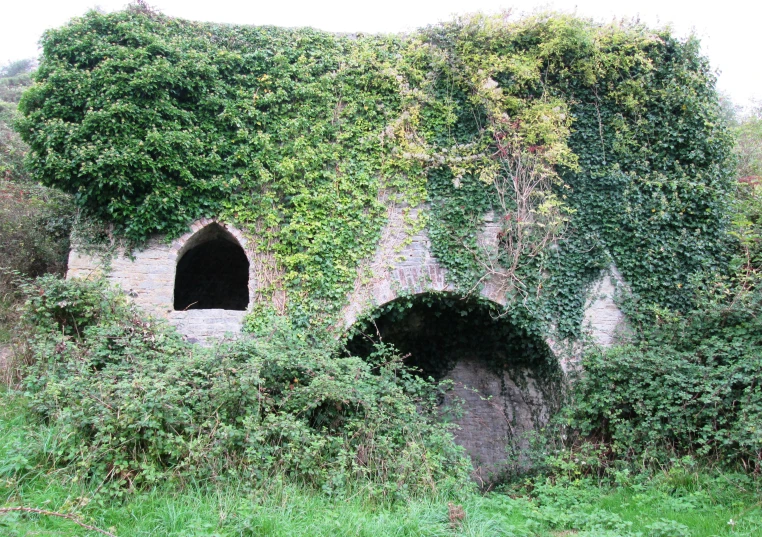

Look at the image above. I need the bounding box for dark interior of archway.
[343,294,557,380]
[174,238,249,311]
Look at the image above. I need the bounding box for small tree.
[473,135,570,299]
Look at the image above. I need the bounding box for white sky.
[1,1,759,107]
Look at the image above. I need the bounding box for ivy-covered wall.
[17,6,733,338]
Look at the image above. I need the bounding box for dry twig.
[0,506,117,536]
[466,138,569,301]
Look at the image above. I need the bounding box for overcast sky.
[1,0,758,107]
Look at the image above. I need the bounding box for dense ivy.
[17,6,733,333]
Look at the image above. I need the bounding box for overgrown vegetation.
[10,275,470,498]
[1,3,761,534]
[2,390,761,535]
[559,99,762,473]
[570,300,762,470]
[0,59,74,341]
[1,59,36,183]
[16,5,733,334]
[730,101,762,181]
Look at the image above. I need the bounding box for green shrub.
[0,183,74,341]
[565,174,762,472]
[1,59,74,341]
[18,276,472,498]
[570,289,762,470]
[0,183,73,275]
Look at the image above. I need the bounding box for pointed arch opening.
[174,223,249,311]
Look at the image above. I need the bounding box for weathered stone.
[68,213,627,348]
[443,356,552,478]
[583,265,630,347]
[67,220,256,341]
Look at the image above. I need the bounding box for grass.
[1,391,760,537]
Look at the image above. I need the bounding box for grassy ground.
[1,392,760,537]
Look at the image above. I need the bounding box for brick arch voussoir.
[342,258,511,330]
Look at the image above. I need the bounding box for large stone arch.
[341,203,628,368]
[338,205,558,478]
[343,290,562,480]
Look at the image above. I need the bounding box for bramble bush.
[0,182,73,281]
[571,316,762,471]
[507,184,762,482]
[0,179,74,345]
[15,276,471,498]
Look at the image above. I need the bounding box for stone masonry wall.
[341,206,508,329]
[583,264,629,347]
[67,210,628,473]
[340,204,628,354]
[67,210,628,346]
[444,356,554,479]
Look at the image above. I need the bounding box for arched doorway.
[174,223,250,311]
[344,293,562,479]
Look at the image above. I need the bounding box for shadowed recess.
[174,224,249,311]
[344,294,557,379]
[344,293,563,476]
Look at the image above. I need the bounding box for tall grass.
[1,390,760,537]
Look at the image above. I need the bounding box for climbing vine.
[17,5,733,334]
